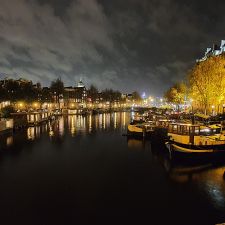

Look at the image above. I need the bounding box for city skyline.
[0,0,224,96]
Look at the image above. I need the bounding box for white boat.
[166,123,225,154]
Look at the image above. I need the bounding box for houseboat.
[165,123,225,154]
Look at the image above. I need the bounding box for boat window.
[199,127,221,136]
[189,126,200,135]
[168,125,173,133]
[177,125,182,134]
[195,126,200,135]
[182,125,189,135]
[172,125,178,133]
[189,126,193,134]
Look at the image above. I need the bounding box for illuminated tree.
[189,54,225,114]
[132,91,141,102]
[164,82,186,111]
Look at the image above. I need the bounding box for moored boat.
[166,123,225,155]
[127,122,155,138]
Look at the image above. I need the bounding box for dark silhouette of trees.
[40,87,53,103]
[0,85,7,101]
[19,82,38,102]
[1,105,16,118]
[1,80,40,103]
[101,89,121,102]
[87,85,99,102]
[50,78,64,106]
[4,80,20,102]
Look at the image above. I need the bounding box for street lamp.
[33,102,38,110]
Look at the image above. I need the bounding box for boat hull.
[166,141,225,154]
[127,124,154,138]
[127,130,153,138]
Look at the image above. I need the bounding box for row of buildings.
[0,78,141,110]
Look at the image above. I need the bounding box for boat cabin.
[168,123,224,146]
[168,123,221,136]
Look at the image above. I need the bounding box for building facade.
[197,40,225,62]
[64,79,87,108]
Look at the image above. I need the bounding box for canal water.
[0,112,225,225]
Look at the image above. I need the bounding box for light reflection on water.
[168,162,225,210]
[58,112,129,135]
[0,112,131,148]
[0,112,225,224]
[128,137,225,216]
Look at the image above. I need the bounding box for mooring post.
[142,125,146,138]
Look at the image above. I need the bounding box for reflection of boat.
[166,123,225,155]
[127,122,155,138]
[127,138,147,149]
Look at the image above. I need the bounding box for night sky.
[0,0,224,96]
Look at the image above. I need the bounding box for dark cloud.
[0,0,224,95]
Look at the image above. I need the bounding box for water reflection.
[6,136,13,147]
[58,117,64,136]
[159,148,225,211]
[63,112,130,135]
[0,112,224,224]
[127,137,225,213]
[27,126,41,140]
[0,113,130,150]
[127,138,149,150]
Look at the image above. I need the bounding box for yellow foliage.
[189,54,225,114]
